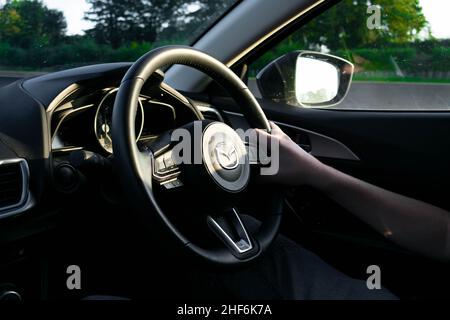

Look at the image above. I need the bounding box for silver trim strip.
[0,158,34,219]
[52,103,94,141]
[46,83,80,114]
[207,208,253,254]
[94,88,145,153]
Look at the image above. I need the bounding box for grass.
[353,74,450,84]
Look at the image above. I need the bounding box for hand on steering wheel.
[112,46,282,266]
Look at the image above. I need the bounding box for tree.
[0,6,21,40]
[155,0,232,42]
[85,0,163,48]
[296,0,428,50]
[0,0,67,48]
[84,0,234,47]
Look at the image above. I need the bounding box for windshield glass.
[0,0,237,73]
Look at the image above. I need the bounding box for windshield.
[0,0,237,73]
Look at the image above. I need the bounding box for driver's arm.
[257,123,450,261]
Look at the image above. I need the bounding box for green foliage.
[341,44,450,74]
[0,37,194,70]
[0,0,445,84]
[248,0,449,83]
[85,0,158,48]
[0,0,236,70]
[295,0,427,50]
[84,0,234,48]
[0,6,21,38]
[249,41,304,77]
[338,47,417,71]
[0,0,66,48]
[1,39,112,70]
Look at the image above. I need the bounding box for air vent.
[0,159,28,213]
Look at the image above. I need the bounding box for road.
[248,79,450,110]
[340,82,450,110]
[1,75,450,110]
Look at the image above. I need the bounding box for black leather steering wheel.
[112,45,282,266]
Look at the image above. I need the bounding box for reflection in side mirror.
[256,51,354,108]
[296,56,339,105]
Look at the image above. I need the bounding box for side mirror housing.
[256,51,354,107]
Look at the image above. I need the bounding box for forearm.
[310,163,450,261]
[258,123,450,260]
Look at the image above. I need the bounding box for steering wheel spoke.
[207,208,253,255]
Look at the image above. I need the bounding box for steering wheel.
[112,46,282,266]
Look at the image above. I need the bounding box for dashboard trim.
[51,103,94,141]
[46,83,80,114]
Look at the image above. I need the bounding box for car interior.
[0,0,449,300]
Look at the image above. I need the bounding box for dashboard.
[51,84,200,155]
[0,63,215,221]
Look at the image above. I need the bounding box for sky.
[1,0,449,39]
[419,0,450,39]
[44,0,93,35]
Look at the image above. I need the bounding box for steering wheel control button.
[162,179,183,190]
[154,156,166,174]
[202,122,250,193]
[163,151,176,169]
[153,151,181,184]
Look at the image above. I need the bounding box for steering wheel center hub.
[215,141,239,170]
[202,122,249,193]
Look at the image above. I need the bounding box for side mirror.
[256,51,354,107]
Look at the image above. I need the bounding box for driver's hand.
[255,122,327,187]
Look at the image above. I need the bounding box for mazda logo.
[215,142,239,170]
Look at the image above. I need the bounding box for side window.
[249,0,450,111]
